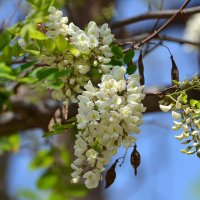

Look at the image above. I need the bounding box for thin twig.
[111,4,198,29]
[134,0,191,49]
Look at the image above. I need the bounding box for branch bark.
[1,85,200,137]
[0,99,60,136]
[111,5,200,29]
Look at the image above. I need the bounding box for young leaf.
[0,30,12,51]
[110,58,123,66]
[111,45,123,58]
[43,38,56,52]
[56,34,68,52]
[67,43,80,57]
[127,62,137,75]
[124,49,134,64]
[190,99,198,107]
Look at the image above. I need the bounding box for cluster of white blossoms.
[184,13,200,51]
[159,76,200,156]
[19,6,114,104]
[71,66,146,189]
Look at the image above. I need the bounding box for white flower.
[172,111,181,120]
[77,64,90,74]
[87,110,100,122]
[86,149,98,166]
[194,119,200,129]
[83,171,100,189]
[175,101,182,109]
[172,121,182,130]
[159,104,172,112]
[175,132,189,140]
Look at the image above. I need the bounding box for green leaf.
[48,80,64,90]
[44,38,56,52]
[29,29,47,40]
[67,43,80,57]
[35,68,59,80]
[15,61,36,74]
[29,150,54,169]
[127,63,137,75]
[124,50,134,64]
[109,58,123,66]
[190,99,198,107]
[18,189,39,200]
[49,193,65,200]
[0,30,12,50]
[111,45,123,58]
[43,123,75,137]
[1,46,12,63]
[0,133,20,154]
[0,63,12,73]
[65,184,88,198]
[196,101,200,109]
[0,73,16,81]
[12,42,21,57]
[56,34,68,52]
[24,43,40,55]
[37,172,58,190]
[17,77,37,84]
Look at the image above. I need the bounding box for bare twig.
[134,0,191,49]
[111,4,199,29]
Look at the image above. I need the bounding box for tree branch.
[134,0,191,49]
[0,99,61,136]
[1,84,200,137]
[111,4,199,29]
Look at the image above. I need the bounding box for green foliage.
[43,117,76,137]
[29,146,87,200]
[0,30,12,51]
[124,50,135,64]
[111,45,123,58]
[55,34,68,52]
[0,133,20,154]
[127,62,137,75]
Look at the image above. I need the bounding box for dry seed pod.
[130,144,141,176]
[138,50,145,85]
[105,160,118,189]
[171,55,179,85]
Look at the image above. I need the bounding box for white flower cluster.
[159,92,200,155]
[45,6,69,38]
[184,13,200,51]
[19,7,115,104]
[71,66,146,189]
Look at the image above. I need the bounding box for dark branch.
[1,83,200,137]
[0,99,61,136]
[134,0,191,49]
[111,5,199,29]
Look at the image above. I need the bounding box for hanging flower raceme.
[71,66,146,189]
[18,6,114,105]
[159,74,200,157]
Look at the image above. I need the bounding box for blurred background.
[0,0,200,200]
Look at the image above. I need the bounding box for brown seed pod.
[105,160,118,189]
[130,144,141,176]
[138,50,145,85]
[171,55,179,85]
